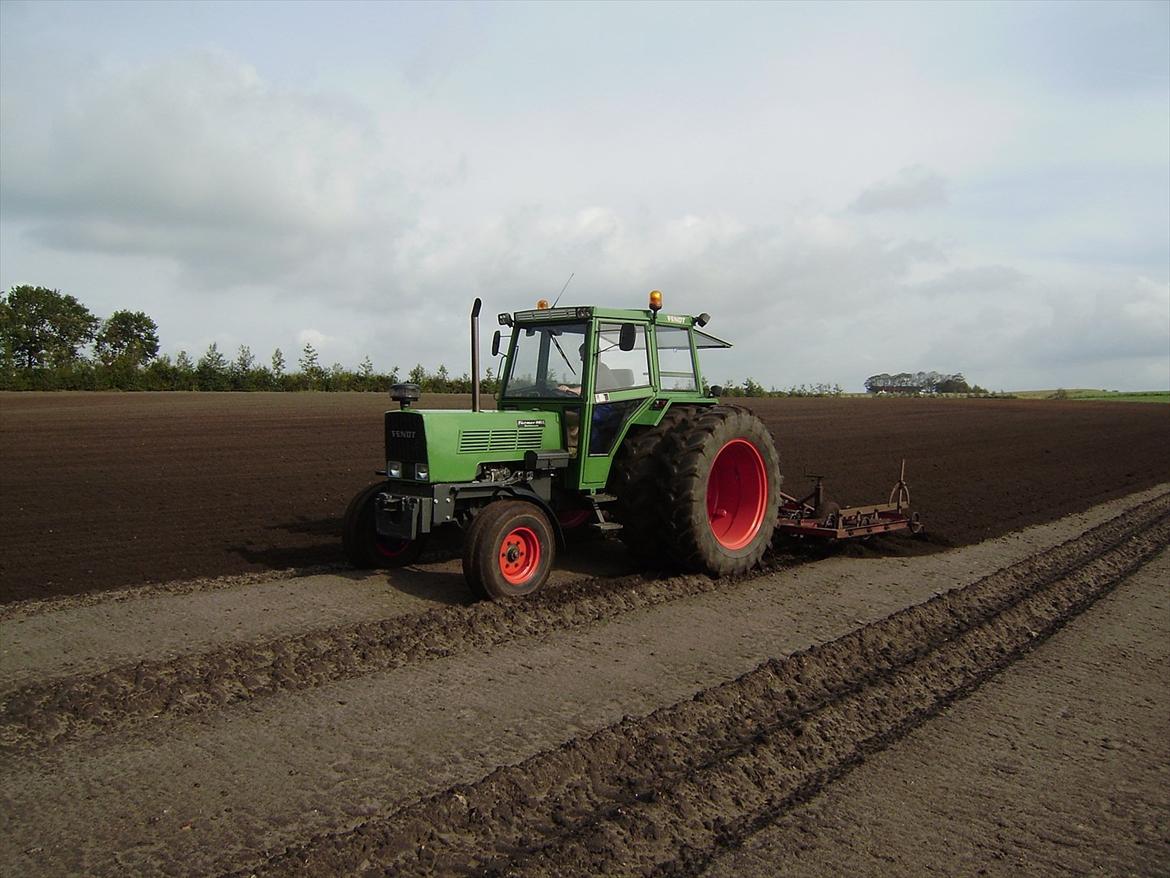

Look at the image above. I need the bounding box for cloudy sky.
[2,0,1167,391]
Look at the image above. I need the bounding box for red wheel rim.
[707,439,768,550]
[375,537,411,559]
[498,526,541,584]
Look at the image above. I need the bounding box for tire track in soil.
[2,493,1168,755]
[0,556,795,753]
[230,498,1170,877]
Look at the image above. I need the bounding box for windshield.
[503,322,588,398]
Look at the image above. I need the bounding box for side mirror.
[492,330,501,357]
[709,385,724,397]
[619,323,636,351]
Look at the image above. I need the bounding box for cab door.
[579,321,654,489]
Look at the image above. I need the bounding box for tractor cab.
[494,293,730,491]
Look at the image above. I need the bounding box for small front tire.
[463,500,555,600]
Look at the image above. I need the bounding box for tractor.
[343,291,918,599]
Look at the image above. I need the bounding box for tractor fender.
[493,486,567,549]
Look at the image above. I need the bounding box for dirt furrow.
[236,502,1170,876]
[5,492,1168,755]
[699,551,1170,878]
[0,559,780,752]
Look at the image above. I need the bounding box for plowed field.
[1,392,1167,603]
[1,392,1168,877]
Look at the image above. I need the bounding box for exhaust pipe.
[470,297,482,412]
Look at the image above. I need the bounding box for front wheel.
[462,500,555,600]
[342,482,428,568]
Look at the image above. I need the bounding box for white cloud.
[916,274,1170,389]
[296,328,338,350]
[1,51,410,289]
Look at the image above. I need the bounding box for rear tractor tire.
[462,500,555,600]
[658,407,781,576]
[342,482,428,569]
[608,405,699,564]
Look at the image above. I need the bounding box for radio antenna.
[552,272,575,308]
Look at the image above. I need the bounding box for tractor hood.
[384,408,564,484]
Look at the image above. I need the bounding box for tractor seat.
[599,368,635,391]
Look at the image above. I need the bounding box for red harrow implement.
[776,460,923,541]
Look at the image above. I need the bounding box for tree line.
[0,285,500,393]
[863,370,986,395]
[717,379,847,398]
[3,285,973,397]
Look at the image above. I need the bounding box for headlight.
[414,463,429,481]
[387,460,403,478]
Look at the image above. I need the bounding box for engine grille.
[384,411,427,465]
[458,426,545,454]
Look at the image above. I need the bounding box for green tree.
[95,310,159,367]
[271,348,286,378]
[354,355,374,391]
[144,354,177,390]
[481,365,499,396]
[0,336,15,388]
[196,342,230,391]
[234,345,255,374]
[298,342,319,372]
[162,351,195,390]
[742,376,765,397]
[935,374,971,394]
[299,342,324,388]
[0,285,98,369]
[230,345,256,391]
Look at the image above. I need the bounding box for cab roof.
[506,305,732,348]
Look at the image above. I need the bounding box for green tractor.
[343,290,782,599]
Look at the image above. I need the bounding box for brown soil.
[236,496,1170,877]
[0,489,1166,876]
[2,392,1168,603]
[1,393,1168,876]
[703,553,1170,877]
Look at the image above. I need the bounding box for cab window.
[656,325,697,391]
[595,323,650,392]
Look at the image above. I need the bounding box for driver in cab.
[557,343,615,395]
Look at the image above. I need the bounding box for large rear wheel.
[608,405,699,564]
[463,500,555,600]
[658,407,780,575]
[342,482,428,568]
